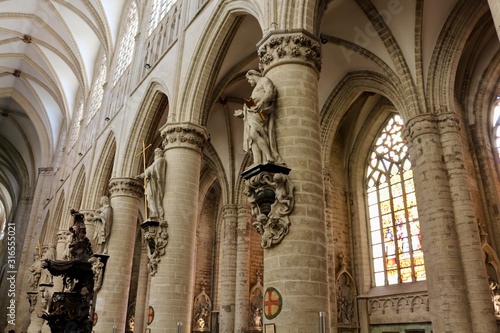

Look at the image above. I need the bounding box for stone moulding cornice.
[161,122,208,152]
[109,177,144,199]
[257,29,322,74]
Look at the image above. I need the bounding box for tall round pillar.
[133,242,150,333]
[93,177,143,333]
[218,205,238,333]
[437,113,497,332]
[404,114,472,332]
[234,205,251,332]
[257,30,329,332]
[146,122,207,333]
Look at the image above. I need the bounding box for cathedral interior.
[1,0,500,332]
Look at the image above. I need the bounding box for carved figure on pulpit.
[93,195,113,254]
[62,232,72,260]
[137,148,167,221]
[234,69,283,165]
[41,245,56,284]
[28,253,41,290]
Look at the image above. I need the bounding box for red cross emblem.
[264,287,282,319]
[147,306,155,325]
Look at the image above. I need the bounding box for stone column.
[146,122,207,333]
[81,209,96,251]
[404,114,472,332]
[93,177,143,333]
[234,205,251,332]
[218,205,238,333]
[256,30,329,332]
[323,169,337,330]
[437,113,497,332]
[133,242,150,333]
[11,168,51,333]
[51,230,70,293]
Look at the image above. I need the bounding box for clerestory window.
[87,55,107,124]
[112,1,138,86]
[148,0,177,36]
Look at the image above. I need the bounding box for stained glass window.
[148,0,177,36]
[492,97,500,159]
[366,114,426,286]
[112,1,138,86]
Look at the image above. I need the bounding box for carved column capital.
[222,204,239,218]
[403,114,439,144]
[160,122,208,153]
[257,30,322,74]
[79,209,96,223]
[237,205,252,217]
[109,177,144,199]
[436,112,460,134]
[56,229,71,242]
[38,167,53,175]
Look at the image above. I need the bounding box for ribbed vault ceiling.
[0,0,126,219]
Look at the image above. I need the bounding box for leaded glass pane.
[366,114,426,287]
[113,1,138,85]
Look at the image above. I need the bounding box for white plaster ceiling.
[0,0,127,219]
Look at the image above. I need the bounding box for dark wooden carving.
[40,209,96,333]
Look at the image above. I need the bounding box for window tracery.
[112,1,138,86]
[87,55,107,124]
[366,114,426,286]
[148,0,177,36]
[69,98,84,148]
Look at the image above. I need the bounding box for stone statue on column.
[137,148,167,221]
[93,195,113,254]
[234,69,283,165]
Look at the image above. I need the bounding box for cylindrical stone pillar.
[52,230,71,292]
[257,30,329,332]
[437,113,497,332]
[234,205,251,332]
[404,114,472,332]
[323,169,337,330]
[146,122,207,333]
[219,205,238,333]
[93,177,143,333]
[133,242,150,333]
[81,209,96,251]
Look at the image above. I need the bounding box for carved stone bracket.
[242,163,294,248]
[89,254,109,294]
[257,30,322,73]
[140,220,169,276]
